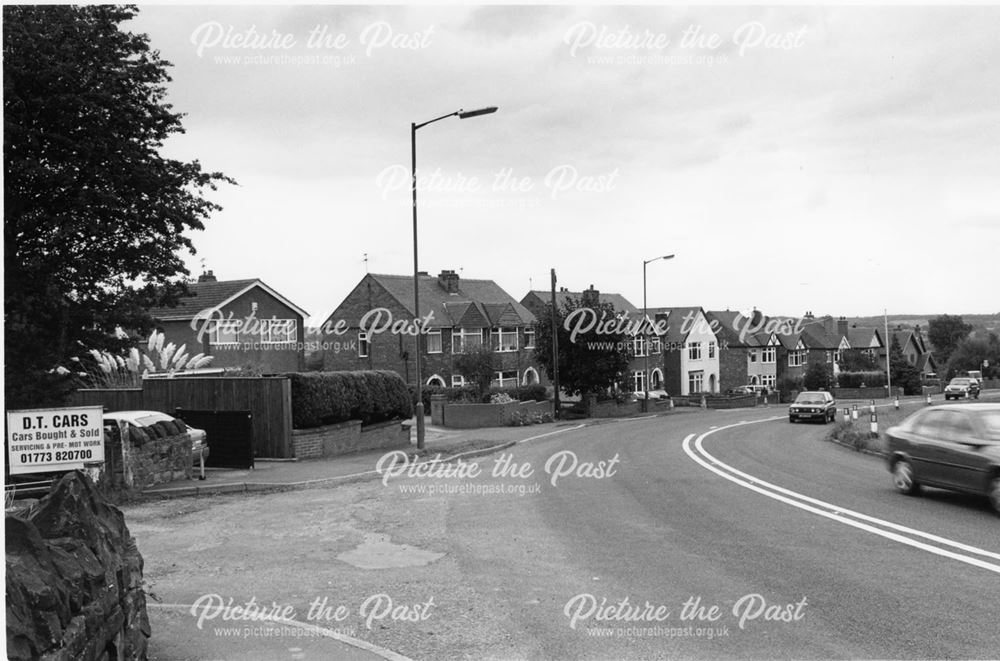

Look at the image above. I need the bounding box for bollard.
[926,392,932,405]
[669,397,674,410]
[843,408,850,423]
[851,404,858,421]
[894,396,900,410]
[870,413,878,438]
[700,394,707,409]
[869,399,876,415]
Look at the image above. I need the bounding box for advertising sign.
[6,406,104,475]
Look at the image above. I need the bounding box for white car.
[104,410,208,478]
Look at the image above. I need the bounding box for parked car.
[886,403,1000,514]
[788,391,837,423]
[944,377,981,400]
[728,386,754,395]
[104,411,209,479]
[633,389,670,400]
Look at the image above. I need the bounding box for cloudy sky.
[128,4,1000,325]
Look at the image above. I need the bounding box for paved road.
[126,399,999,660]
[442,407,999,659]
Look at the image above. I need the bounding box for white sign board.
[6,406,104,475]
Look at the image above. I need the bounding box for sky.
[127,4,1000,326]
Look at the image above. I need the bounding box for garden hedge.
[287,370,413,429]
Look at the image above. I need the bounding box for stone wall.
[120,427,192,490]
[6,472,149,660]
[291,419,410,458]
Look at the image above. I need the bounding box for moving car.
[886,403,1000,514]
[944,377,980,400]
[788,391,837,423]
[104,410,209,479]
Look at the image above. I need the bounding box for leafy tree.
[888,335,922,395]
[803,361,834,391]
[945,331,1000,380]
[454,346,498,402]
[532,296,633,397]
[838,348,878,372]
[927,314,973,367]
[4,5,233,408]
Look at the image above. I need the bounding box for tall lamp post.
[412,106,498,450]
[643,254,675,402]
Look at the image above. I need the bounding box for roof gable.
[149,279,308,321]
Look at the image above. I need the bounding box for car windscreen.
[977,411,1000,439]
[794,397,825,404]
[949,379,970,385]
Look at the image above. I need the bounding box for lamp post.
[412,106,498,450]
[642,254,674,402]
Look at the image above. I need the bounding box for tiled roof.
[848,327,883,349]
[648,307,706,344]
[800,323,841,349]
[525,290,639,314]
[704,311,762,347]
[148,279,308,320]
[366,273,535,327]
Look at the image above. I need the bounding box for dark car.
[886,403,1000,514]
[944,377,980,400]
[789,391,837,423]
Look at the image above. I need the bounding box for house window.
[650,336,662,354]
[761,374,776,388]
[708,341,716,359]
[490,327,519,352]
[633,336,647,357]
[426,374,446,387]
[788,350,805,367]
[688,342,702,361]
[826,351,833,363]
[689,371,704,393]
[452,328,483,354]
[358,332,370,358]
[762,346,776,363]
[211,320,241,345]
[492,370,519,387]
[261,319,296,345]
[749,349,758,363]
[451,374,465,387]
[524,327,536,349]
[631,371,647,393]
[426,329,442,354]
[834,350,842,363]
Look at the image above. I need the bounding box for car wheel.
[892,459,920,496]
[989,476,1000,514]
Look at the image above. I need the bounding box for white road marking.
[681,419,1000,574]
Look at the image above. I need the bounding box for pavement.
[141,418,592,498]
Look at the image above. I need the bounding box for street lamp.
[412,106,498,450]
[643,254,675,402]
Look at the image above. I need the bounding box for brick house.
[846,326,886,369]
[774,313,842,385]
[148,271,308,373]
[323,270,541,387]
[705,310,781,393]
[890,326,938,376]
[650,307,720,395]
[522,285,665,393]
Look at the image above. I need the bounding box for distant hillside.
[844,313,1000,333]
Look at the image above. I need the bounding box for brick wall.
[718,349,749,392]
[439,400,553,428]
[291,420,410,458]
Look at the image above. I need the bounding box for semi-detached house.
[323,270,542,388]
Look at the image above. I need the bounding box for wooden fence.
[72,377,294,458]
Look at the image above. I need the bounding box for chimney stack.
[437,269,460,294]
[581,285,600,307]
[198,270,217,283]
[837,316,849,338]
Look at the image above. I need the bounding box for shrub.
[410,383,549,408]
[287,371,413,429]
[837,371,886,388]
[490,392,515,404]
[803,362,834,391]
